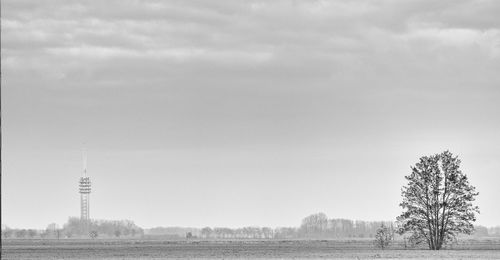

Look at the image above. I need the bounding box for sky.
[2,0,500,230]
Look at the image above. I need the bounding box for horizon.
[2,0,500,230]
[3,213,500,231]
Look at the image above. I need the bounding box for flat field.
[2,239,500,259]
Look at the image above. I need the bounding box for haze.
[2,0,500,229]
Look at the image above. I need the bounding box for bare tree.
[374,224,392,250]
[46,223,60,239]
[300,213,328,237]
[201,227,212,239]
[397,151,479,250]
[261,227,273,239]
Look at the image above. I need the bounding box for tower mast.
[83,148,87,177]
[79,147,91,236]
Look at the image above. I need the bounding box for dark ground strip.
[2,239,500,259]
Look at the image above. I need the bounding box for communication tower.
[79,149,91,234]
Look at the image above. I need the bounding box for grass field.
[2,239,500,259]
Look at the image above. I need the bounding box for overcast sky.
[2,0,500,229]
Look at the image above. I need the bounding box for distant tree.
[397,151,480,250]
[226,228,235,238]
[300,213,328,237]
[374,224,393,250]
[40,231,49,239]
[27,229,37,238]
[340,219,354,237]
[213,228,222,239]
[46,223,59,232]
[2,228,14,239]
[473,225,489,237]
[63,217,82,237]
[186,232,193,239]
[261,227,273,239]
[201,227,212,239]
[89,230,98,239]
[489,226,500,237]
[243,227,252,238]
[16,229,27,238]
[355,220,367,238]
[274,227,297,239]
[249,227,261,239]
[46,223,60,239]
[114,230,121,237]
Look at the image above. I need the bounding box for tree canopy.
[397,151,479,250]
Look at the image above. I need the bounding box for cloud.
[3,1,500,229]
[2,0,499,84]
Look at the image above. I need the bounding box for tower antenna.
[79,145,91,236]
[82,146,87,177]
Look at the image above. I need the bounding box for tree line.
[3,218,499,240]
[2,217,144,239]
[144,149,487,251]
[143,212,499,240]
